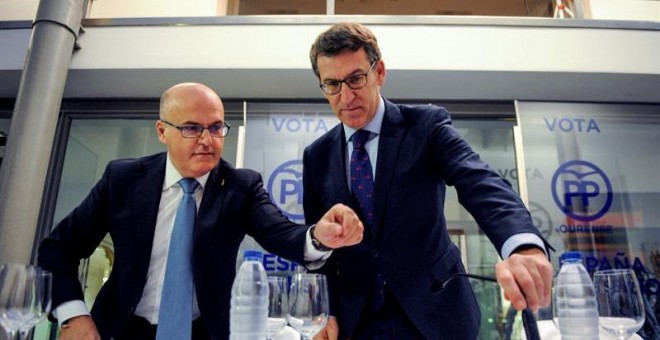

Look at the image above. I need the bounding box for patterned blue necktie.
[156,178,198,340]
[350,130,384,311]
[350,130,374,227]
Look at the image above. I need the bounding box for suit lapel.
[373,100,405,240]
[132,154,167,249]
[194,159,228,259]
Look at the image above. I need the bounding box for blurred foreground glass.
[18,268,52,339]
[287,273,328,340]
[594,269,645,340]
[266,276,288,340]
[0,264,52,340]
[551,277,558,328]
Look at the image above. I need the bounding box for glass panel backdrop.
[239,102,337,276]
[450,118,520,339]
[518,102,660,338]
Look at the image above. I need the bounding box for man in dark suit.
[38,82,363,340]
[303,22,554,339]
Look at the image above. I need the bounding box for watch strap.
[310,225,333,251]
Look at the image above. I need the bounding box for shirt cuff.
[304,227,332,269]
[53,300,90,327]
[501,233,548,259]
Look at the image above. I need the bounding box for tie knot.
[352,130,371,150]
[178,178,199,194]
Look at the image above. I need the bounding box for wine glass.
[593,269,645,340]
[18,268,52,339]
[287,273,329,340]
[266,276,288,340]
[0,264,35,340]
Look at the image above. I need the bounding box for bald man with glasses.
[39,82,363,340]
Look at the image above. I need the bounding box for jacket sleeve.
[241,169,308,266]
[38,164,113,312]
[428,108,549,255]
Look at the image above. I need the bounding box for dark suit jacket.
[302,99,546,339]
[38,152,308,339]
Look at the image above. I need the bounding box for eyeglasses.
[161,120,230,138]
[319,60,377,95]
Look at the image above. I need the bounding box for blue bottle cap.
[243,250,263,261]
[560,251,582,263]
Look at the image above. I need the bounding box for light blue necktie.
[156,178,198,340]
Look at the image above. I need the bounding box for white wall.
[585,0,660,21]
[0,17,659,103]
[3,17,659,102]
[87,0,224,18]
[0,0,39,21]
[2,0,660,21]
[0,0,226,20]
[53,23,659,74]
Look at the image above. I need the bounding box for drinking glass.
[594,269,645,340]
[266,276,288,340]
[287,273,329,340]
[18,268,52,339]
[0,264,35,340]
[550,277,559,330]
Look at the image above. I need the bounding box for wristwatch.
[310,225,333,252]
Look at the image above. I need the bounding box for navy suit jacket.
[302,99,545,339]
[39,152,308,339]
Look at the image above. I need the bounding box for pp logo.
[267,160,304,221]
[551,160,612,222]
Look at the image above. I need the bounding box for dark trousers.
[117,315,210,340]
[351,288,425,340]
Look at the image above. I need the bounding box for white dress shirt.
[133,155,208,323]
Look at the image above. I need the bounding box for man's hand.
[313,316,338,340]
[495,247,553,311]
[59,315,101,340]
[314,204,364,249]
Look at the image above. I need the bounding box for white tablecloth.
[272,326,300,340]
[276,320,646,339]
[525,320,642,339]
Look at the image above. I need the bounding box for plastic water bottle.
[554,251,599,339]
[230,250,269,340]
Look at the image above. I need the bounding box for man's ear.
[156,120,166,143]
[376,59,386,85]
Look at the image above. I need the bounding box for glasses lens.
[345,75,367,90]
[208,124,227,137]
[322,82,340,95]
[181,125,203,137]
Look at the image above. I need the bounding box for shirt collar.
[163,153,210,191]
[344,96,385,144]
